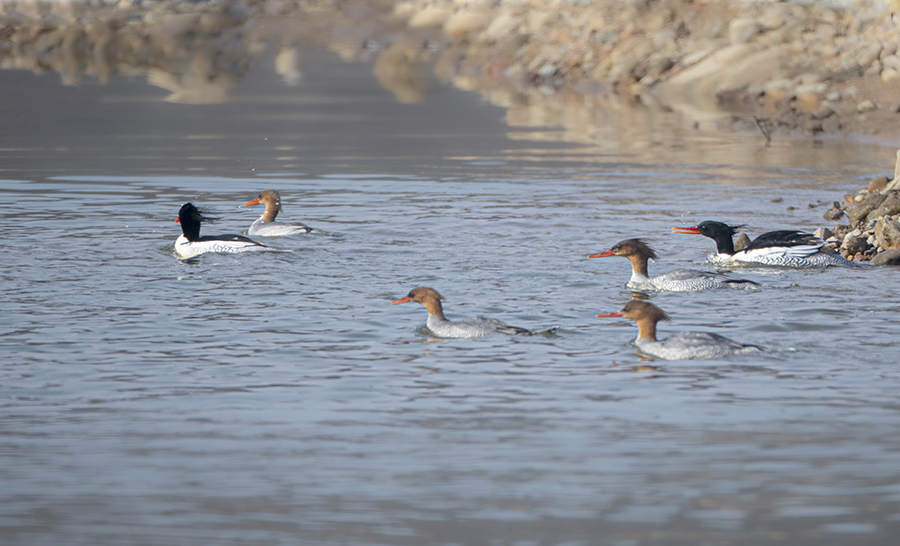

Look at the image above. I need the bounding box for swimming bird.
[673,220,865,268]
[589,238,758,291]
[243,190,312,236]
[596,300,762,360]
[391,287,556,338]
[174,202,267,259]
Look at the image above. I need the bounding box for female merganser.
[673,220,864,268]
[174,202,267,259]
[391,287,556,338]
[242,190,312,236]
[589,238,758,291]
[596,300,762,360]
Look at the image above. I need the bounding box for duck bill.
[587,249,615,258]
[672,226,701,234]
[595,311,623,318]
[391,296,412,305]
[243,198,260,207]
[175,217,181,223]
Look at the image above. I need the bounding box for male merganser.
[242,190,312,236]
[673,220,864,268]
[391,287,557,338]
[596,300,762,360]
[589,238,758,291]
[174,202,267,259]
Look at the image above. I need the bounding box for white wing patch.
[736,243,823,261]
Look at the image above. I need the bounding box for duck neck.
[262,203,280,223]
[627,254,650,277]
[712,234,736,256]
[181,221,201,242]
[422,298,446,322]
[634,317,658,341]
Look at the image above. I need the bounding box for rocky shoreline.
[384,0,900,140]
[815,155,900,265]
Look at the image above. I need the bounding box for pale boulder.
[408,7,450,29]
[444,11,490,39]
[729,18,760,44]
[657,44,785,107]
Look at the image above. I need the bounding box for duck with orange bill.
[391,287,558,338]
[597,300,761,360]
[673,220,866,268]
[243,190,312,237]
[589,238,758,291]
[174,202,267,259]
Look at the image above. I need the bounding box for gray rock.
[847,192,888,226]
[871,249,900,265]
[735,233,751,251]
[868,175,890,192]
[538,63,558,78]
[883,55,900,71]
[856,44,883,67]
[814,103,835,119]
[729,19,760,45]
[842,234,868,255]
[868,192,900,221]
[833,224,852,241]
[823,207,843,221]
[875,217,900,249]
[794,82,827,96]
[857,99,877,112]
[814,227,834,240]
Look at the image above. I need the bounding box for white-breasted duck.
[597,300,762,360]
[673,220,867,268]
[589,238,758,291]
[175,202,267,259]
[391,287,557,338]
[242,190,312,237]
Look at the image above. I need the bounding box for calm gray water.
[2,47,900,546]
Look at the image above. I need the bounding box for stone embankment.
[818,156,900,265]
[385,0,900,138]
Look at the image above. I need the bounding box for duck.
[242,190,312,236]
[596,300,762,360]
[391,287,557,338]
[589,238,758,291]
[174,202,267,259]
[673,220,866,268]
